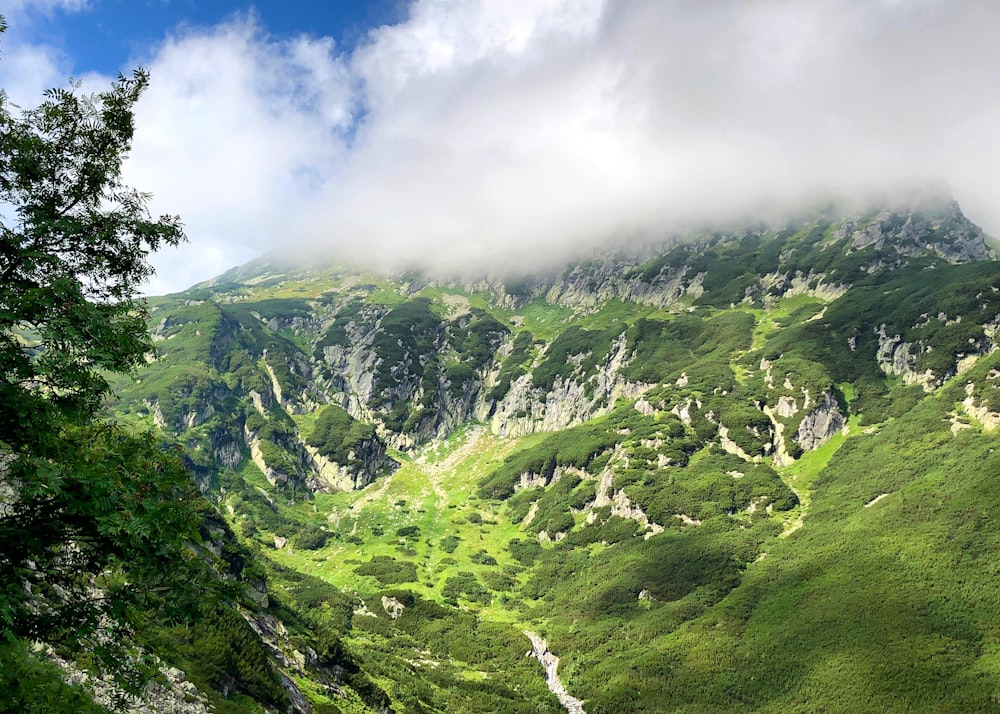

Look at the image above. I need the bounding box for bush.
[471,550,498,566]
[396,525,421,539]
[294,527,332,550]
[354,556,418,585]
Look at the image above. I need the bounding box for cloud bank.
[15,1,1000,292]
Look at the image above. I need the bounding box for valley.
[93,196,1000,712]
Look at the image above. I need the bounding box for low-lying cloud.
[13,1,1000,292]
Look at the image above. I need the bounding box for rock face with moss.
[110,195,998,498]
[305,404,396,489]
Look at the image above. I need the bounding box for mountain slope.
[102,195,1000,712]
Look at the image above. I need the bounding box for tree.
[0,16,223,689]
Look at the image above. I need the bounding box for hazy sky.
[5,0,1000,293]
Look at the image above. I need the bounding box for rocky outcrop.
[51,650,214,714]
[585,448,664,538]
[381,596,406,619]
[763,405,794,468]
[490,374,597,438]
[122,195,1000,506]
[962,380,1000,431]
[875,324,936,390]
[304,436,396,492]
[244,612,332,713]
[305,444,362,492]
[213,439,243,468]
[757,270,848,304]
[245,428,295,488]
[794,392,844,451]
[718,425,761,463]
[845,200,993,263]
[488,333,647,438]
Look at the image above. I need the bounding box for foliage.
[294,525,332,550]
[0,641,110,714]
[442,571,492,605]
[88,176,1000,712]
[0,47,235,695]
[439,534,461,553]
[485,329,535,402]
[0,426,223,648]
[531,324,622,393]
[623,311,754,384]
[147,604,288,711]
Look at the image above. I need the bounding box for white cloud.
[4,0,89,17]
[0,40,68,107]
[10,0,1000,292]
[283,0,1000,276]
[124,16,357,293]
[0,0,88,107]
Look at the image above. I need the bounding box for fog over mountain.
[6,0,999,292]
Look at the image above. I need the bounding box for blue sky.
[18,1,405,76]
[4,1,1000,294]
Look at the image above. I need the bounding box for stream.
[524,631,587,714]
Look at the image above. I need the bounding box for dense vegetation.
[308,405,378,465]
[0,35,239,709]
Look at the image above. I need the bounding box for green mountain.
[99,194,1000,712]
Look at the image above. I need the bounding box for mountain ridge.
[98,194,1000,712]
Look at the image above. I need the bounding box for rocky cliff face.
[845,199,992,263]
[795,392,845,451]
[113,197,998,493]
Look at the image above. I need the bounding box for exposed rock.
[763,405,795,467]
[353,601,377,618]
[845,200,993,263]
[50,649,213,714]
[718,425,760,463]
[759,270,848,303]
[634,397,656,415]
[213,440,242,468]
[589,450,664,537]
[245,428,291,488]
[304,435,396,492]
[962,382,1000,431]
[775,395,798,418]
[794,392,844,451]
[243,612,320,713]
[670,398,693,425]
[524,631,587,714]
[381,596,406,620]
[865,493,890,508]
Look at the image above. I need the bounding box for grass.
[498,299,575,340]
[271,429,533,598]
[750,294,828,351]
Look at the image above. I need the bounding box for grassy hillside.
[91,199,1000,712]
